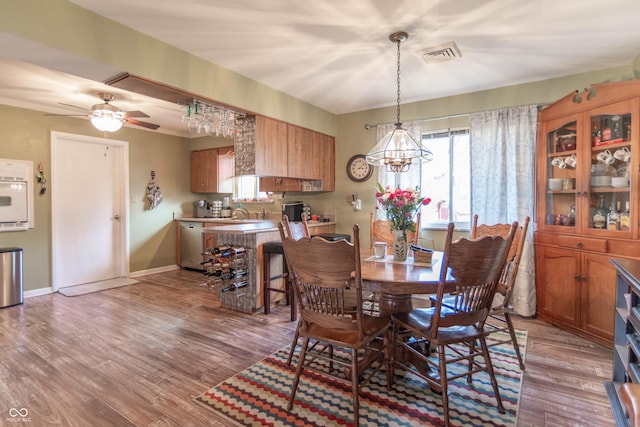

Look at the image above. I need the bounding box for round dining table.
[360,251,455,315]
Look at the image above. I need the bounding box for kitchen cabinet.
[259,177,303,192]
[217,146,234,194]
[190,146,234,193]
[259,123,335,192]
[535,244,615,346]
[315,132,336,191]
[535,80,640,346]
[287,124,317,179]
[606,258,640,426]
[255,116,288,177]
[236,115,335,191]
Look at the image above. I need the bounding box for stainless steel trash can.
[0,247,23,308]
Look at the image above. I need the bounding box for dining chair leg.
[505,313,525,370]
[479,335,506,414]
[350,348,360,427]
[387,322,399,388]
[287,336,309,411]
[286,321,301,365]
[438,345,451,427]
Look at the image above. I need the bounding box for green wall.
[1,1,639,292]
[0,105,193,291]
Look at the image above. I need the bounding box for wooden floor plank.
[0,269,615,426]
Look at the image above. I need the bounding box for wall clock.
[346,154,374,182]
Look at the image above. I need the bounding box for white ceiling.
[1,0,640,137]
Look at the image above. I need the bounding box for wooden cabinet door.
[259,177,302,192]
[217,146,234,194]
[536,245,580,327]
[316,133,335,191]
[191,149,217,193]
[287,124,316,179]
[255,116,288,177]
[582,252,616,342]
[203,233,217,253]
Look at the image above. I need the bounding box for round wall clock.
[346,154,374,182]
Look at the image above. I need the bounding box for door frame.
[50,131,130,291]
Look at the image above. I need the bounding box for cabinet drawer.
[556,235,608,252]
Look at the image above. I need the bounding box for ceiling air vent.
[417,42,462,64]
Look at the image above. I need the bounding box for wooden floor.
[0,269,614,426]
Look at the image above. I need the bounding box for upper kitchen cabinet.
[315,132,336,191]
[535,80,640,346]
[287,124,318,179]
[235,115,335,191]
[191,146,234,193]
[255,116,288,176]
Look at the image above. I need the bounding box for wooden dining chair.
[281,223,391,427]
[431,214,530,370]
[390,221,516,427]
[471,214,530,371]
[279,215,311,365]
[369,211,421,255]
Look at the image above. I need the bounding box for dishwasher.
[180,221,204,270]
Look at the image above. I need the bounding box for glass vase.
[393,229,408,261]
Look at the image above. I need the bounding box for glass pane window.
[420,129,471,229]
[232,176,269,202]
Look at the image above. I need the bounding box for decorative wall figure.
[37,161,47,195]
[145,170,163,210]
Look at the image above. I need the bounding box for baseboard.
[130,264,179,278]
[25,287,54,298]
[23,264,179,298]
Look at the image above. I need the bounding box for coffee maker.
[194,200,209,218]
[282,201,304,221]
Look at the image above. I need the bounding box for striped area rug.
[195,330,526,426]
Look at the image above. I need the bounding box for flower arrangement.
[375,183,431,232]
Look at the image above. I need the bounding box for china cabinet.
[535,80,640,347]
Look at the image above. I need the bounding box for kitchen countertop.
[200,220,336,235]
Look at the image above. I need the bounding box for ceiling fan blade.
[58,102,88,111]
[44,113,87,117]
[123,110,150,118]
[125,118,160,130]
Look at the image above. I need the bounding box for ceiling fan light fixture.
[90,103,124,132]
[366,31,433,173]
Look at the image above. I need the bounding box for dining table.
[360,250,455,315]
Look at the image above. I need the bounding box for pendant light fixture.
[366,31,433,173]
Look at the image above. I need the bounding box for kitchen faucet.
[232,205,250,220]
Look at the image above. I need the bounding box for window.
[420,129,471,229]
[381,128,471,230]
[232,176,270,202]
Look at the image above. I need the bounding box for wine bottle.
[620,201,631,231]
[607,202,618,230]
[592,195,607,229]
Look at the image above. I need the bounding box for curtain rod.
[363,102,551,130]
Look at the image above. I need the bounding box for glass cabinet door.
[544,118,579,229]
[585,103,632,236]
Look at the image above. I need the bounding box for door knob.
[113,214,121,220]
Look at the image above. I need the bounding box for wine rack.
[201,245,249,293]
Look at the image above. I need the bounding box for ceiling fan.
[48,92,160,131]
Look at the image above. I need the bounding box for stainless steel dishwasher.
[180,221,204,270]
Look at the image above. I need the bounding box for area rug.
[58,277,138,297]
[195,330,526,427]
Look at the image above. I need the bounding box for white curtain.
[469,105,537,316]
[375,120,423,220]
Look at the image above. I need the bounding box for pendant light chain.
[365,31,433,171]
[396,36,402,126]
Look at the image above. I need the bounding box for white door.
[51,132,129,290]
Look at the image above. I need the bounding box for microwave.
[282,202,304,222]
